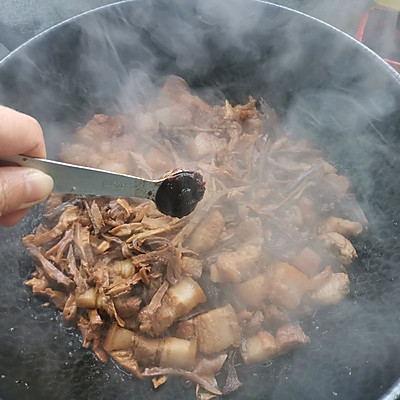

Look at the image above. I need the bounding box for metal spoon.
[0,155,205,218]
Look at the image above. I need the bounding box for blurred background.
[0,0,376,61]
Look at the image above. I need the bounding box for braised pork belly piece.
[24,76,366,398]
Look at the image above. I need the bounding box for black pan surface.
[1,1,400,399]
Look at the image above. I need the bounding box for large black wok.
[1,1,400,399]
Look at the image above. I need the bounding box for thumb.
[0,166,54,217]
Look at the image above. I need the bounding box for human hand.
[0,106,54,226]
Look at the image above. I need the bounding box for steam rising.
[1,1,400,399]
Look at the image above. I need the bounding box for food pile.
[24,76,367,398]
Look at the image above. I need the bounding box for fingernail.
[19,169,54,209]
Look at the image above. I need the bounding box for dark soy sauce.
[155,171,206,218]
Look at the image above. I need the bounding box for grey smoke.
[0,1,399,400]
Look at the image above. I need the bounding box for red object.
[357,6,400,72]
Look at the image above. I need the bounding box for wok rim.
[1,0,399,84]
[0,1,400,399]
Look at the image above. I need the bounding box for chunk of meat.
[189,132,228,160]
[311,272,350,305]
[157,76,212,117]
[210,243,262,283]
[263,304,291,331]
[275,323,309,354]
[75,114,125,146]
[244,311,264,337]
[167,277,206,319]
[160,75,190,93]
[318,216,363,237]
[318,232,357,264]
[159,337,197,370]
[194,304,241,355]
[235,273,270,308]
[297,196,317,226]
[145,146,174,175]
[235,217,264,245]
[267,262,311,310]
[323,173,351,198]
[175,319,196,341]
[321,160,337,174]
[290,247,322,277]
[105,324,197,370]
[97,151,131,174]
[59,143,102,168]
[283,205,303,226]
[240,330,279,365]
[188,210,225,254]
[134,335,163,367]
[154,104,193,126]
[114,296,142,318]
[103,324,135,352]
[181,256,203,279]
[131,111,159,134]
[309,265,333,290]
[75,287,97,309]
[139,277,206,336]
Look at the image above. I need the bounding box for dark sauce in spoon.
[155,171,206,218]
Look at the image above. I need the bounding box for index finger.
[0,106,46,158]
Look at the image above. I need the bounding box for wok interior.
[1,1,400,399]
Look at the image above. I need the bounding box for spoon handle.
[1,155,161,200]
